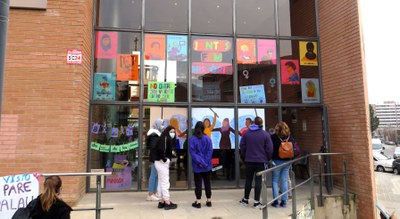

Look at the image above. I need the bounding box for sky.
[360,0,400,104]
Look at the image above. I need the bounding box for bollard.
[96,175,101,219]
[291,170,297,219]
[261,174,268,219]
[309,163,315,210]
[318,155,323,207]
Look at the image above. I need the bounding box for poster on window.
[93,73,116,100]
[191,36,233,75]
[239,84,266,104]
[237,39,256,64]
[301,78,320,103]
[147,81,175,103]
[167,35,187,61]
[281,60,300,85]
[117,54,139,81]
[257,39,276,64]
[299,41,318,66]
[95,32,118,59]
[145,34,166,60]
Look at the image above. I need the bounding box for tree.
[370,104,380,132]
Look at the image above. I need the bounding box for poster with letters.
[95,32,118,59]
[167,35,188,61]
[239,84,266,104]
[301,78,320,103]
[299,41,318,66]
[117,54,139,81]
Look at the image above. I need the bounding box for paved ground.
[375,172,400,215]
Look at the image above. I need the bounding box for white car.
[373,152,394,172]
[393,147,400,159]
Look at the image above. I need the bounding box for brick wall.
[1,0,93,205]
[319,0,375,218]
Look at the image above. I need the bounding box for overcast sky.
[360,0,400,104]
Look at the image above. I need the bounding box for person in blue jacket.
[189,121,213,208]
[239,116,273,209]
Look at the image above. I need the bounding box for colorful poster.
[0,174,40,219]
[147,81,175,103]
[257,39,276,64]
[191,36,233,75]
[95,32,118,59]
[237,39,256,64]
[281,60,300,85]
[145,34,165,60]
[239,84,266,104]
[167,35,187,61]
[299,41,318,66]
[301,78,320,103]
[93,73,116,100]
[117,54,139,81]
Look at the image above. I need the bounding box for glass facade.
[89,0,323,191]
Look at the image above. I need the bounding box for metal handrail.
[42,172,113,219]
[256,152,351,219]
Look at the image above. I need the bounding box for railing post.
[309,160,315,211]
[318,155,323,206]
[96,175,101,219]
[343,159,348,205]
[262,174,268,219]
[291,169,297,219]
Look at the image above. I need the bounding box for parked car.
[373,151,394,172]
[393,158,400,175]
[385,141,396,145]
[372,138,385,154]
[393,147,400,159]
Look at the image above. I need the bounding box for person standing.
[189,121,213,208]
[271,121,296,208]
[239,117,273,209]
[154,126,178,210]
[146,119,164,201]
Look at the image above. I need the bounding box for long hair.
[41,176,62,212]
[160,125,176,147]
[275,121,291,138]
[193,121,205,138]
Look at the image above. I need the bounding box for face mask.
[169,133,175,138]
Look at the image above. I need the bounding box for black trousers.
[244,162,265,202]
[193,171,212,200]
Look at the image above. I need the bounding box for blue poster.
[239,84,266,104]
[93,73,116,100]
[167,35,187,61]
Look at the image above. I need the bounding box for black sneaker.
[158,202,165,209]
[239,198,249,207]
[192,201,201,208]
[253,202,266,209]
[164,202,178,210]
[206,201,212,207]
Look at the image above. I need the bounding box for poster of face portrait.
[93,73,116,100]
[257,39,276,64]
[167,35,188,61]
[145,34,166,60]
[95,32,118,59]
[281,59,300,85]
[237,39,256,64]
[301,78,320,103]
[299,41,318,66]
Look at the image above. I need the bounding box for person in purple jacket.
[239,117,273,209]
[189,121,213,208]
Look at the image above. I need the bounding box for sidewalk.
[71,188,312,219]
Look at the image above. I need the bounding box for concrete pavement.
[375,172,400,215]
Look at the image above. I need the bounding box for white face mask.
[169,133,175,138]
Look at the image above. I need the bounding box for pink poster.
[257,39,276,64]
[95,32,118,59]
[281,59,300,85]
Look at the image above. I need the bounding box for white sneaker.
[146,194,160,201]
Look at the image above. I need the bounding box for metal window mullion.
[187,0,193,190]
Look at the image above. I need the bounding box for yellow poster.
[299,41,318,66]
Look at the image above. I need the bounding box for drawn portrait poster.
[93,73,116,100]
[117,54,139,81]
[145,34,166,60]
[301,78,320,103]
[281,59,300,85]
[237,39,256,64]
[95,32,118,59]
[257,39,276,64]
[299,41,318,66]
[167,35,188,61]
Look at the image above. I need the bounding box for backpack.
[278,136,295,159]
[12,198,37,219]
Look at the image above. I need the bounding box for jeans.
[148,163,158,193]
[155,159,171,201]
[272,159,291,202]
[193,171,212,200]
[244,162,265,202]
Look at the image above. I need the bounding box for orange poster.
[237,39,256,64]
[145,34,166,60]
[131,54,139,81]
[117,54,139,81]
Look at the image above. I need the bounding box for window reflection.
[278,0,317,37]
[236,0,275,36]
[192,0,233,34]
[145,0,188,32]
[97,0,142,29]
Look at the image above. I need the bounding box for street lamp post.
[0,0,10,122]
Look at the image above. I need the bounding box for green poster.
[128,141,139,150]
[120,144,130,152]
[147,82,175,103]
[110,145,120,153]
[91,142,100,150]
[99,144,111,152]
